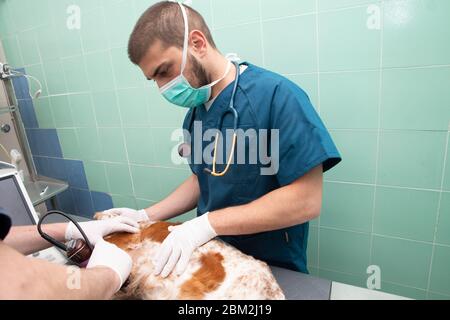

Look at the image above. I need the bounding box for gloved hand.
[154,213,217,278]
[65,217,140,245]
[101,208,150,223]
[86,239,132,292]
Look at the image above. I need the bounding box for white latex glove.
[102,208,150,223]
[65,217,140,246]
[154,213,217,278]
[87,239,132,292]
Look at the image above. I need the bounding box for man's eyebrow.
[147,63,167,80]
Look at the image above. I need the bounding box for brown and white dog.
[95,211,285,300]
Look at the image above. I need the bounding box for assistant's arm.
[4,223,66,255]
[0,241,120,300]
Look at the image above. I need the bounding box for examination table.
[39,214,407,300]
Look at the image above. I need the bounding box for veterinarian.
[0,214,138,299]
[105,1,341,278]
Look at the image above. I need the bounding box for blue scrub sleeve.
[271,81,341,187]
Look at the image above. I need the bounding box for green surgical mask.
[159,2,231,109]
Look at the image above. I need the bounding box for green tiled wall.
[1,0,449,300]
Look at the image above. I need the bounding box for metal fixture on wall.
[0,59,68,206]
[0,60,37,180]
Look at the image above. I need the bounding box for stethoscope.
[37,210,94,267]
[178,61,240,177]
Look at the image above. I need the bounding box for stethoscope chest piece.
[178,143,191,158]
[37,210,94,267]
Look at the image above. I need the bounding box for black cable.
[37,210,94,252]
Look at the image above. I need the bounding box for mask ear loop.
[177,3,232,89]
[178,2,189,75]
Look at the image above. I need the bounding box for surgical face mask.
[159,3,231,109]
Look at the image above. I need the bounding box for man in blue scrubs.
[106,1,341,278]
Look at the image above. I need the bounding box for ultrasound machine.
[0,162,68,264]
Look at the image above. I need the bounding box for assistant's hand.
[65,217,139,245]
[154,213,217,278]
[87,239,132,292]
[101,208,150,223]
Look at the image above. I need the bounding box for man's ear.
[189,30,208,58]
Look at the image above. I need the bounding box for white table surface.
[330,282,410,300]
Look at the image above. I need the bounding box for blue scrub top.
[182,62,341,273]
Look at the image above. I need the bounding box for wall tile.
[105,163,134,196]
[152,128,181,167]
[43,59,67,95]
[84,161,110,193]
[321,182,375,232]
[381,67,450,131]
[117,88,151,126]
[112,194,137,210]
[429,245,450,296]
[36,24,61,62]
[307,226,319,268]
[92,91,122,127]
[84,51,115,92]
[17,28,40,66]
[104,1,137,49]
[50,95,73,128]
[263,15,317,74]
[320,71,379,129]
[76,128,102,161]
[71,187,95,218]
[62,55,90,92]
[124,127,156,165]
[156,168,191,198]
[319,228,371,276]
[318,0,377,11]
[98,128,128,163]
[371,235,432,289]
[319,6,381,72]
[80,7,108,53]
[214,22,263,67]
[111,47,144,89]
[69,93,96,127]
[325,130,378,183]
[436,193,450,246]
[261,0,316,19]
[443,139,450,192]
[383,0,450,67]
[18,99,39,129]
[373,187,439,242]
[55,189,77,215]
[130,165,161,201]
[65,160,89,189]
[34,97,55,129]
[57,128,79,160]
[380,282,427,300]
[212,0,260,29]
[377,131,446,189]
[91,191,114,212]
[147,88,186,127]
[320,269,367,288]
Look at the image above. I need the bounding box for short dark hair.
[128,1,217,65]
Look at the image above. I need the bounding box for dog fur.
[95,212,285,300]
